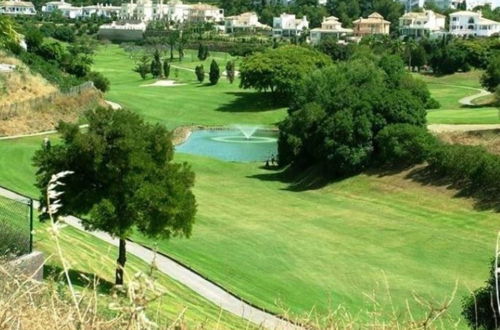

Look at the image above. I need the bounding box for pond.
[176,129,278,162]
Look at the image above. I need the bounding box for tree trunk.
[115,238,127,285]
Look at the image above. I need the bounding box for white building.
[449,10,500,36]
[272,13,309,39]
[310,16,353,44]
[225,12,270,33]
[42,1,83,19]
[465,0,500,9]
[399,0,499,10]
[98,21,147,40]
[399,10,446,38]
[0,0,36,15]
[120,0,223,23]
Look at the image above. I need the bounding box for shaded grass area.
[93,45,286,129]
[0,135,498,326]
[417,71,499,125]
[35,221,251,329]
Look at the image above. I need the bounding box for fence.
[0,81,95,120]
[0,193,33,260]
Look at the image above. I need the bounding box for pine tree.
[209,60,220,85]
[197,43,204,60]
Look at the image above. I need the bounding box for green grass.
[1,135,498,325]
[94,45,286,130]
[34,220,250,329]
[417,71,499,125]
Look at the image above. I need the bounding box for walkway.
[0,186,299,330]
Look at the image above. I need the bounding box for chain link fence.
[0,194,33,259]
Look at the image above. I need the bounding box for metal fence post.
[29,198,33,253]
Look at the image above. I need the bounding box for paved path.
[0,64,16,73]
[0,186,299,329]
[105,100,122,110]
[428,82,492,106]
[428,124,500,133]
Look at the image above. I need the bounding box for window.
[468,17,475,24]
[452,17,457,21]
[468,25,474,30]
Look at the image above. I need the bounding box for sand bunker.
[141,80,186,87]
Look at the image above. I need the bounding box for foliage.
[209,60,220,85]
[239,45,331,98]
[134,55,150,80]
[150,49,163,78]
[0,16,19,49]
[278,56,428,176]
[481,54,500,93]
[63,53,93,78]
[462,259,500,330]
[226,61,235,84]
[163,59,170,79]
[86,71,110,93]
[33,107,197,285]
[197,43,209,61]
[195,65,205,83]
[375,124,437,167]
[317,36,355,61]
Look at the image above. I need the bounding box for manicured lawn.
[35,221,250,329]
[417,71,499,125]
[2,135,498,326]
[93,45,286,129]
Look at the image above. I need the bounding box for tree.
[481,54,500,92]
[226,61,235,84]
[33,107,197,285]
[0,16,19,49]
[197,43,209,61]
[86,71,110,93]
[239,45,331,99]
[166,30,179,61]
[462,259,500,330]
[195,65,205,83]
[163,59,170,79]
[278,57,429,176]
[209,60,220,85]
[134,55,150,80]
[150,49,163,78]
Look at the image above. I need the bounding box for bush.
[481,54,500,92]
[425,97,441,110]
[86,71,110,93]
[462,259,500,330]
[0,221,29,258]
[195,65,205,83]
[209,60,220,85]
[375,124,437,167]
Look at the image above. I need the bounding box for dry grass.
[0,52,57,106]
[0,89,107,136]
[437,129,500,155]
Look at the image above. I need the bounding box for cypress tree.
[226,61,235,84]
[195,65,205,83]
[209,60,220,85]
[150,49,162,78]
[163,59,170,79]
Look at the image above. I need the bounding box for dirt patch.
[437,129,500,155]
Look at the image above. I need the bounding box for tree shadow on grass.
[247,164,339,192]
[369,165,500,213]
[216,92,287,113]
[44,264,114,294]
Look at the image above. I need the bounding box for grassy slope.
[94,45,286,129]
[34,221,250,329]
[2,135,498,325]
[419,71,499,124]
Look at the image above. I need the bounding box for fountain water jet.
[234,125,261,140]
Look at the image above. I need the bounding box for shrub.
[163,59,170,79]
[86,71,110,93]
[0,220,29,258]
[425,97,441,110]
[209,60,220,85]
[375,124,437,167]
[462,259,500,330]
[481,54,500,92]
[195,65,205,83]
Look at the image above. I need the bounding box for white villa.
[399,0,499,10]
[310,16,352,44]
[272,13,309,39]
[399,10,446,38]
[449,10,500,36]
[98,21,146,40]
[224,12,270,33]
[119,0,223,23]
[0,0,36,15]
[42,0,120,18]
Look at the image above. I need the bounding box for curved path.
[0,186,299,330]
[427,82,492,106]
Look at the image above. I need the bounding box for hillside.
[0,52,105,136]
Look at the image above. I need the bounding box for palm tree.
[404,39,417,71]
